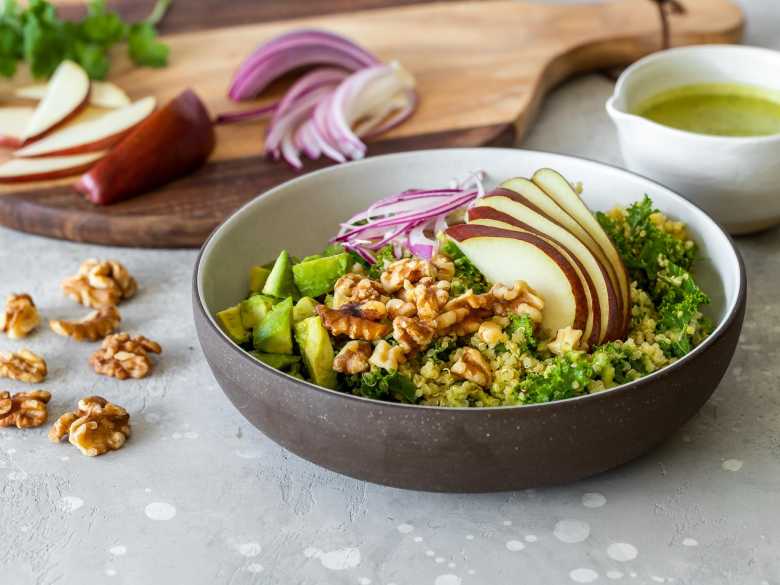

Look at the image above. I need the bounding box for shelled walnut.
[0,294,40,339]
[547,326,584,356]
[451,348,492,387]
[61,259,137,309]
[333,341,372,374]
[0,349,47,383]
[0,390,51,429]
[316,305,390,341]
[50,306,121,342]
[90,333,161,380]
[49,396,130,457]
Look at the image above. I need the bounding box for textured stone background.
[1,1,778,584]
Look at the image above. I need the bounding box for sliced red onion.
[215,102,277,125]
[408,222,435,258]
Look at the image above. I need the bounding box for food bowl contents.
[49,396,131,457]
[219,29,417,169]
[50,306,122,342]
[0,349,47,383]
[0,293,41,339]
[75,89,216,205]
[90,333,162,380]
[216,168,713,407]
[635,83,780,137]
[0,390,51,429]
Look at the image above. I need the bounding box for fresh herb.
[367,244,397,279]
[423,335,458,362]
[518,353,593,404]
[0,0,171,80]
[654,262,712,357]
[506,313,537,353]
[439,238,488,295]
[343,368,417,403]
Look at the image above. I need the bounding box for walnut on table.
[0,293,41,339]
[62,259,137,309]
[0,349,47,383]
[49,396,130,457]
[0,390,51,429]
[90,333,161,380]
[50,306,121,342]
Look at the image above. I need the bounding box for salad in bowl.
[215,168,712,408]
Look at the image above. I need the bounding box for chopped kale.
[423,335,458,362]
[518,353,593,403]
[654,263,711,357]
[343,368,417,403]
[506,313,537,353]
[367,244,397,279]
[439,238,488,295]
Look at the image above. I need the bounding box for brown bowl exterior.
[193,269,745,492]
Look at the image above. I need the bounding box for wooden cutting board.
[0,0,743,248]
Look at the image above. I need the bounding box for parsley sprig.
[0,0,171,80]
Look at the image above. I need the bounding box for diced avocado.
[262,250,299,299]
[293,297,319,323]
[240,294,275,329]
[288,362,305,380]
[324,294,335,308]
[251,352,301,370]
[294,315,337,389]
[300,254,322,263]
[249,266,271,293]
[253,297,293,354]
[292,252,350,298]
[216,305,248,344]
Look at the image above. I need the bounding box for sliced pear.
[446,224,588,337]
[470,198,622,343]
[0,152,105,183]
[0,107,34,147]
[15,97,156,158]
[21,61,91,143]
[15,80,131,109]
[468,207,599,346]
[531,168,631,335]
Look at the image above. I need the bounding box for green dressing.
[634,83,780,137]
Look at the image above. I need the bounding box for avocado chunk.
[294,315,337,389]
[251,352,301,370]
[216,305,248,344]
[240,294,275,329]
[293,297,319,323]
[249,266,271,293]
[262,250,299,299]
[253,297,294,354]
[292,252,351,298]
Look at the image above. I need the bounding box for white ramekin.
[607,44,780,235]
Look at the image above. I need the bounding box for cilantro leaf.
[127,22,168,68]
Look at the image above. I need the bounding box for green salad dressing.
[634,83,780,137]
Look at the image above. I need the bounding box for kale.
[423,335,458,362]
[590,341,645,387]
[342,368,417,403]
[367,244,396,279]
[518,354,593,404]
[439,238,488,295]
[654,263,711,357]
[506,313,537,353]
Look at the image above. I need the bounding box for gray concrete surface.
[1,1,779,584]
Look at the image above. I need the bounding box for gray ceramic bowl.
[193,148,745,492]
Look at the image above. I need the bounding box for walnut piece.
[369,340,407,371]
[333,341,372,374]
[0,390,51,428]
[316,305,390,341]
[333,274,387,308]
[90,333,162,380]
[386,298,417,319]
[547,326,584,356]
[392,316,435,353]
[491,281,545,322]
[477,320,505,347]
[49,396,130,457]
[50,306,121,342]
[0,349,47,383]
[62,259,137,309]
[0,294,40,339]
[451,348,493,387]
[406,280,449,321]
[380,258,435,293]
[431,254,455,282]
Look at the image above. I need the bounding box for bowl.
[193,148,745,492]
[606,44,780,235]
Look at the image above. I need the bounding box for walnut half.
[0,390,51,428]
[333,341,372,374]
[50,306,121,342]
[49,396,130,457]
[0,349,47,383]
[90,333,162,380]
[451,347,493,387]
[62,259,137,309]
[316,305,390,342]
[0,294,40,339]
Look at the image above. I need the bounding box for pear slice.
[21,60,91,143]
[446,224,588,337]
[532,168,631,335]
[14,80,131,109]
[0,107,34,147]
[468,206,599,346]
[470,196,622,343]
[0,152,105,184]
[15,97,156,158]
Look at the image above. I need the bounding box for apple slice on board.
[446,224,588,337]
[20,60,90,143]
[469,195,622,343]
[0,107,34,147]
[0,152,105,184]
[15,97,157,158]
[14,80,131,109]
[75,89,216,206]
[531,168,631,334]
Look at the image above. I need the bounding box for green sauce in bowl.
[634,83,780,137]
